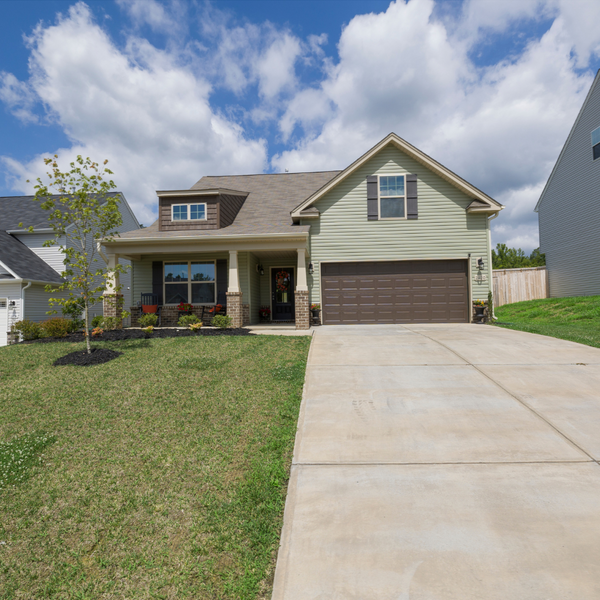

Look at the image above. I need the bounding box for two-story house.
[0,193,139,346]
[101,133,503,330]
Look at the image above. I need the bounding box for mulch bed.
[54,348,123,367]
[25,327,255,344]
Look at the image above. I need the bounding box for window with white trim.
[378,175,406,219]
[164,261,215,304]
[592,126,600,160]
[172,203,207,221]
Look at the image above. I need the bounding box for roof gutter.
[101,231,310,245]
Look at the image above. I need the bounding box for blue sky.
[1,0,600,249]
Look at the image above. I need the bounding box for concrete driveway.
[272,324,600,600]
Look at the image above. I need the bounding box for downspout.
[487,213,498,320]
[21,281,32,321]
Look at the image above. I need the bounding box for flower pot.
[474,306,485,316]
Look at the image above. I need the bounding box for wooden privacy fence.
[492,266,548,307]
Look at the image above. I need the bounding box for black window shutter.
[216,259,228,305]
[367,175,378,220]
[152,261,163,305]
[406,174,418,220]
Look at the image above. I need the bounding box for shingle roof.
[0,230,63,283]
[0,196,55,230]
[117,171,341,240]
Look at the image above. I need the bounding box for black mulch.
[54,348,123,367]
[25,327,255,344]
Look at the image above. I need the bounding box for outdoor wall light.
[477,258,485,270]
[257,264,264,276]
[308,263,314,275]
[9,301,16,307]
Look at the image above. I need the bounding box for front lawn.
[0,335,311,599]
[493,295,600,348]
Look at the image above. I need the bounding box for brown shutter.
[406,174,418,220]
[216,259,228,305]
[152,261,163,305]
[367,176,378,220]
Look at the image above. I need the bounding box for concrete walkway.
[272,324,600,600]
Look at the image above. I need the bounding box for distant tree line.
[492,243,546,269]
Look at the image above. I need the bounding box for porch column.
[295,248,310,330]
[226,250,243,328]
[103,253,123,328]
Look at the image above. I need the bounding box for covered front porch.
[102,235,312,330]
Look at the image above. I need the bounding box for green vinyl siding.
[304,144,491,304]
[248,252,261,324]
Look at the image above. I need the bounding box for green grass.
[0,334,311,599]
[493,295,600,348]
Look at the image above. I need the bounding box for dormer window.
[172,203,207,221]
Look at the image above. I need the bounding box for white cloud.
[0,72,39,123]
[271,0,600,250]
[0,2,267,225]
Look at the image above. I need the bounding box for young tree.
[25,155,128,353]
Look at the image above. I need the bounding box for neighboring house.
[102,133,503,330]
[0,193,140,346]
[535,70,600,297]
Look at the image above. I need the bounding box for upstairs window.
[592,127,600,160]
[379,175,406,219]
[172,203,207,221]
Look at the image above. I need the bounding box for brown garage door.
[321,260,469,324]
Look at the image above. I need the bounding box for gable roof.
[535,69,600,213]
[0,230,63,283]
[0,196,56,231]
[291,133,503,217]
[117,171,340,241]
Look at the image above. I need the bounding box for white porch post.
[295,248,310,330]
[104,253,120,296]
[228,250,240,293]
[296,248,308,291]
[227,250,243,327]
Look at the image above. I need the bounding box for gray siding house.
[535,70,600,297]
[0,193,139,346]
[103,133,503,329]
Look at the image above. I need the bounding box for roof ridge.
[200,170,342,179]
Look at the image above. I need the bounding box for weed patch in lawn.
[0,432,56,491]
[493,295,600,348]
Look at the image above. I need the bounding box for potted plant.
[177,302,193,315]
[473,299,486,320]
[310,303,321,319]
[259,305,271,321]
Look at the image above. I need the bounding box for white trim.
[171,203,208,222]
[163,259,216,306]
[105,232,308,244]
[0,259,19,279]
[157,188,248,198]
[291,132,503,217]
[377,174,407,220]
[536,70,600,212]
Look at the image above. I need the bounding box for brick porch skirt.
[130,304,250,327]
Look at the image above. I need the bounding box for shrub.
[178,314,200,327]
[91,315,103,328]
[61,298,85,332]
[11,320,45,341]
[139,313,158,327]
[101,316,122,331]
[142,325,154,336]
[41,317,71,338]
[189,322,203,332]
[91,327,104,337]
[211,314,233,329]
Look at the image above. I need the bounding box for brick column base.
[103,294,124,329]
[295,290,310,330]
[226,292,243,328]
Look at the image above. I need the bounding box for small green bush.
[11,320,45,341]
[211,314,233,329]
[178,314,200,327]
[139,313,158,327]
[41,317,71,338]
[61,299,85,332]
[91,315,103,328]
[101,316,122,331]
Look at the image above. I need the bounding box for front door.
[271,268,295,321]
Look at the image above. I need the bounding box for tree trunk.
[84,299,91,354]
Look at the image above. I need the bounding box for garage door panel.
[322,260,469,324]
